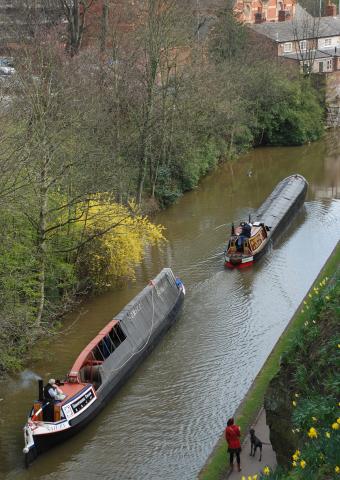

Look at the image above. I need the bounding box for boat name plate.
[62,387,96,420]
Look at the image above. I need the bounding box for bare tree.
[291,7,320,76]
[58,0,96,55]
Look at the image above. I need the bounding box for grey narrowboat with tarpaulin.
[224,174,308,268]
[23,268,185,465]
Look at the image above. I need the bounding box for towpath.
[227,408,277,480]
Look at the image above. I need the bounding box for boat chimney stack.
[38,379,44,402]
[231,223,235,235]
[248,214,251,223]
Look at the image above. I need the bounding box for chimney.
[325,1,337,16]
[255,7,265,24]
[278,9,287,21]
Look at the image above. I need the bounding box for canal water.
[1,133,339,480]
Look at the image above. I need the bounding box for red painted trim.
[225,261,253,269]
[69,319,119,379]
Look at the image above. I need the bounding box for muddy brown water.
[1,132,340,480]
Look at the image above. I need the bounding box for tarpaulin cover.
[254,174,307,233]
[98,268,179,382]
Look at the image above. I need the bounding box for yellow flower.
[304,321,309,326]
[248,476,252,480]
[292,400,297,407]
[332,422,339,430]
[337,418,340,424]
[335,466,340,474]
[308,293,312,298]
[325,295,330,301]
[306,305,309,310]
[325,431,331,438]
[312,417,317,422]
[263,466,270,475]
[295,428,300,432]
[295,393,299,398]
[241,477,246,480]
[338,344,340,349]
[292,450,301,461]
[303,301,307,305]
[300,460,306,469]
[292,461,297,467]
[301,309,304,313]
[308,427,317,438]
[253,476,258,480]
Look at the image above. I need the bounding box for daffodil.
[301,309,304,313]
[253,475,258,480]
[241,476,246,480]
[292,461,297,467]
[308,293,312,298]
[308,427,317,438]
[312,416,317,422]
[332,422,339,430]
[325,295,330,301]
[325,431,331,438]
[248,476,252,480]
[300,460,306,469]
[263,466,270,475]
[292,452,300,461]
[337,418,340,424]
[292,400,297,407]
[335,466,340,474]
[295,393,299,398]
[306,305,309,310]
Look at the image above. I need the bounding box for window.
[299,40,307,51]
[324,38,332,47]
[327,59,333,70]
[319,61,324,73]
[283,42,292,53]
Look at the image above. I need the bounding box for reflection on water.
[1,133,340,480]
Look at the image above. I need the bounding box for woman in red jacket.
[225,417,242,472]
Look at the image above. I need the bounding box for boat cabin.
[226,221,269,256]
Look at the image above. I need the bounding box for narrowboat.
[23,268,185,465]
[224,174,308,268]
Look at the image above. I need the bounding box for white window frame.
[327,58,333,70]
[283,42,293,53]
[324,38,332,47]
[299,40,307,51]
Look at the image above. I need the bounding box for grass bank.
[199,242,340,480]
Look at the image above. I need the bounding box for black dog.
[249,428,263,461]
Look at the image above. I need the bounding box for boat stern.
[224,254,254,269]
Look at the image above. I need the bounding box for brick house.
[234,0,297,23]
[249,4,340,74]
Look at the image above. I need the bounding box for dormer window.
[283,42,293,53]
[324,38,332,47]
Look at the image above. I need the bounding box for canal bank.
[199,241,340,480]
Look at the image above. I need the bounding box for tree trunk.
[36,157,49,325]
